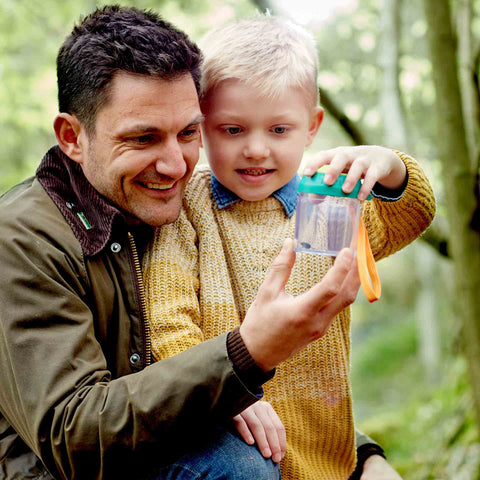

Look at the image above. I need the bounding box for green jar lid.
[298,172,372,200]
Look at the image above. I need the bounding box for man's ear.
[199,127,203,148]
[305,106,324,148]
[53,113,87,165]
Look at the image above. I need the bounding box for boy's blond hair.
[199,15,319,106]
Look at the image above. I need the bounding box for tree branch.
[318,87,370,145]
[420,220,450,258]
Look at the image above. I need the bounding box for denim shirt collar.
[210,173,300,218]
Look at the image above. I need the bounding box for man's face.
[77,72,202,226]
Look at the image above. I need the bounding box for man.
[0,6,374,480]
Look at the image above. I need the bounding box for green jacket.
[0,147,260,480]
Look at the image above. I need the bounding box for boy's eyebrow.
[209,111,297,123]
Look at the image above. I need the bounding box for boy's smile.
[201,79,323,202]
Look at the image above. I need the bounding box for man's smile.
[143,181,176,190]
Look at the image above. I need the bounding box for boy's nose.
[243,135,270,160]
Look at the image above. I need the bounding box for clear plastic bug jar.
[294,172,371,257]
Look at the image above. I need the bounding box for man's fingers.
[301,248,354,311]
[257,238,295,300]
[317,256,360,319]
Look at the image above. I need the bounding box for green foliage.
[351,250,478,479]
[357,358,479,479]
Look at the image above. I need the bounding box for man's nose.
[155,138,187,179]
[243,134,270,160]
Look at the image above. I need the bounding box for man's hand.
[303,146,407,201]
[360,455,403,480]
[240,239,359,372]
[233,401,286,463]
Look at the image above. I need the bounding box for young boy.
[143,16,435,480]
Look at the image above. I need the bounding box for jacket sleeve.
[0,188,260,480]
[143,209,205,361]
[362,152,436,261]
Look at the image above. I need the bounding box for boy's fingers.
[257,238,295,300]
[342,157,368,193]
[267,407,287,460]
[323,151,350,185]
[358,167,381,200]
[303,151,331,176]
[233,415,254,445]
[243,411,271,459]
[254,405,282,462]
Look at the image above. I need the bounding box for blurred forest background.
[1,0,480,478]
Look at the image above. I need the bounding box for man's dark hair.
[57,5,202,134]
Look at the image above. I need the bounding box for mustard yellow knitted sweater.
[143,152,435,480]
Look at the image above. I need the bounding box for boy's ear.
[53,113,88,165]
[199,127,203,148]
[305,107,324,147]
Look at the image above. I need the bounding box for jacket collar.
[210,173,300,218]
[36,145,129,257]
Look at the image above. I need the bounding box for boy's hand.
[303,146,406,201]
[360,455,403,479]
[233,401,286,463]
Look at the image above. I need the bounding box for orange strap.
[357,218,381,303]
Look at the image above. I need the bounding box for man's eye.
[272,126,288,135]
[135,135,154,144]
[180,128,198,137]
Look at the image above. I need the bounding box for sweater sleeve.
[362,151,436,260]
[143,206,273,390]
[143,209,205,361]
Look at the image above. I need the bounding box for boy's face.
[200,79,323,202]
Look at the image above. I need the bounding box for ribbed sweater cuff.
[227,327,275,391]
[348,443,386,480]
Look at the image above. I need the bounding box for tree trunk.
[379,0,409,150]
[423,0,480,433]
[379,0,442,379]
[456,0,480,168]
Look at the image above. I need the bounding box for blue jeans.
[148,427,281,480]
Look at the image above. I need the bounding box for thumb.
[257,238,295,300]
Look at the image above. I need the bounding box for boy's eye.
[224,127,242,135]
[272,126,288,135]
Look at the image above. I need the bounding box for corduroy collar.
[210,173,300,218]
[36,145,129,257]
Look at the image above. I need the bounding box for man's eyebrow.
[120,115,204,137]
[119,124,159,136]
[185,114,205,127]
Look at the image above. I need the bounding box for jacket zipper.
[127,232,152,367]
